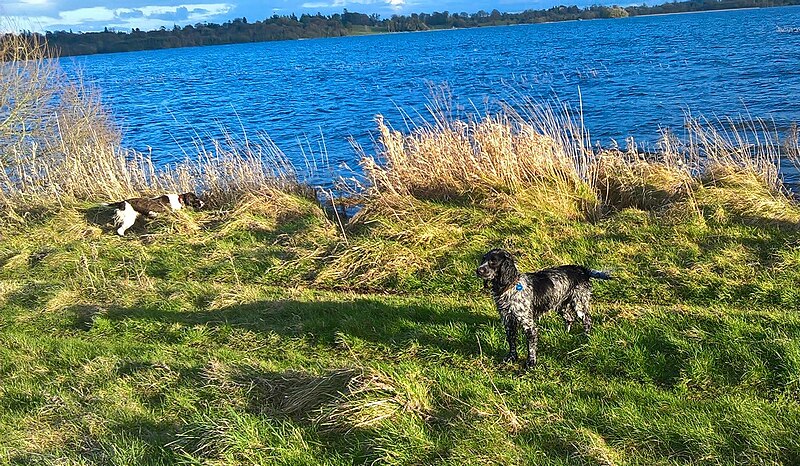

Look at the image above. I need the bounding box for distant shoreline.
[627,5,761,17]
[11,1,799,58]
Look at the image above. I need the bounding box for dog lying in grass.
[105,192,204,236]
[476,248,612,369]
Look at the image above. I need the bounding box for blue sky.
[2,0,578,33]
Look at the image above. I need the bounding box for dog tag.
[515,283,523,291]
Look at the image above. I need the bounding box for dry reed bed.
[361,105,800,223]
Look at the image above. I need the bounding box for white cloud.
[4,0,50,8]
[58,6,116,24]
[300,0,405,9]
[385,0,404,10]
[2,2,233,32]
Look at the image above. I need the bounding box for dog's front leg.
[524,324,539,369]
[503,317,519,363]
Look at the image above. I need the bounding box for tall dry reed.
[361,100,590,201]
[0,33,299,218]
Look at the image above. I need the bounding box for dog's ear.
[497,253,518,287]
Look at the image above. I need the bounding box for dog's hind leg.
[574,293,592,334]
[560,303,576,332]
[580,312,592,334]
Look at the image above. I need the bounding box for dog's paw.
[502,353,519,364]
[523,358,537,370]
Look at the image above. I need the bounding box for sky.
[1,0,567,33]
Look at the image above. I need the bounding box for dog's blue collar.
[515,282,524,291]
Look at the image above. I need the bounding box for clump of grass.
[697,167,800,226]
[315,367,432,432]
[595,148,696,211]
[176,131,304,208]
[315,194,480,289]
[169,410,323,464]
[688,115,784,190]
[216,361,433,431]
[214,189,328,236]
[673,117,799,226]
[363,108,593,209]
[174,361,433,463]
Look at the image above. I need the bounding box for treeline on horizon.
[6,0,800,57]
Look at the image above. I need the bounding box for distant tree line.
[6,0,800,57]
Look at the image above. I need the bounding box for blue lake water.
[61,6,800,186]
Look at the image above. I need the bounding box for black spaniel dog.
[476,248,612,369]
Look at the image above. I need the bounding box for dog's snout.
[476,264,488,276]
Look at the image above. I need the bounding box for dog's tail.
[588,269,613,280]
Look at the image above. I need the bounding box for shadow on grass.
[67,293,800,401]
[82,204,152,236]
[104,296,496,359]
[68,304,104,331]
[82,204,115,226]
[76,417,180,465]
[4,281,59,310]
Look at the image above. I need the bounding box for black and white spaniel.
[476,248,612,369]
[106,192,204,236]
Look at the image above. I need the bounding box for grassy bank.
[2,37,800,465]
[2,178,800,464]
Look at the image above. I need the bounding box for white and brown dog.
[106,192,204,236]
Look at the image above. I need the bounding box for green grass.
[1,190,800,465]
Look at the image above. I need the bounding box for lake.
[61,6,800,186]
